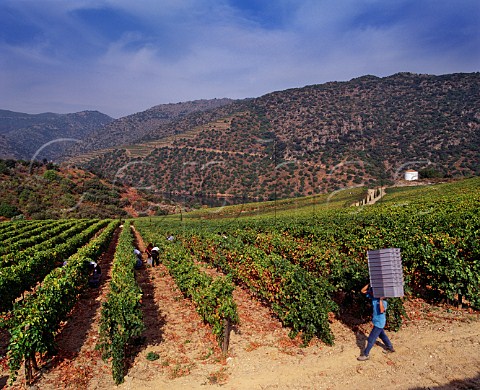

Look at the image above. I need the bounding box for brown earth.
[0,229,479,390]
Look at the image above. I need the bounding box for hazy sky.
[1,0,479,118]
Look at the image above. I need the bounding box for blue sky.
[0,0,479,118]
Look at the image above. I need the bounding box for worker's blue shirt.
[371,298,387,328]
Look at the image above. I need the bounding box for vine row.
[5,219,119,385]
[0,219,109,312]
[138,224,239,350]
[97,221,145,385]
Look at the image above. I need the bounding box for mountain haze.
[0,110,113,161]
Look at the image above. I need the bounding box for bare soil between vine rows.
[0,229,479,390]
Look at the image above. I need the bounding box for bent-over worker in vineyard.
[151,246,160,267]
[88,261,102,288]
[145,242,154,266]
[134,248,143,269]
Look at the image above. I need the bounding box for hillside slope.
[0,160,176,220]
[64,98,235,158]
[77,72,479,200]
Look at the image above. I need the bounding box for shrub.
[0,203,20,218]
[43,169,60,182]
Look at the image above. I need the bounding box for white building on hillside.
[404,170,419,181]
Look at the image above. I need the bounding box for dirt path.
[1,230,479,389]
[195,258,310,358]
[117,228,225,388]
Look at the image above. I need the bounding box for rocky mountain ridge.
[76,72,480,200]
[0,99,235,162]
[0,110,113,161]
[64,98,235,157]
[2,72,478,202]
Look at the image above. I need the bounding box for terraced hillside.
[73,72,479,200]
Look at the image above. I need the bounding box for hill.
[63,98,235,159]
[0,159,176,220]
[72,72,479,201]
[0,110,114,161]
[0,99,234,163]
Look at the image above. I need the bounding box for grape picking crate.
[367,248,404,298]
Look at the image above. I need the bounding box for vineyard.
[0,177,479,389]
[135,177,480,344]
